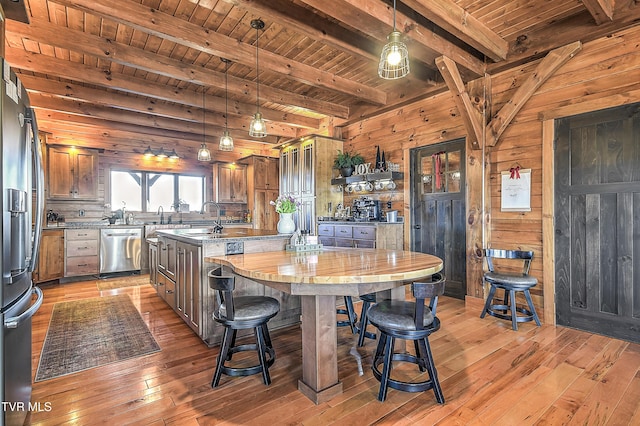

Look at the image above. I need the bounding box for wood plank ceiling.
[2,0,639,155]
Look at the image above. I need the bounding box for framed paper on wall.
[501,168,531,212]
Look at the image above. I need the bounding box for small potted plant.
[333,150,364,177]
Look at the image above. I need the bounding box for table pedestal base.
[298,380,343,404]
[299,294,343,404]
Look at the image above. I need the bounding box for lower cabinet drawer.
[353,239,375,249]
[65,256,99,276]
[66,239,99,256]
[335,238,354,248]
[319,237,335,246]
[317,224,335,237]
[163,278,176,310]
[352,226,376,240]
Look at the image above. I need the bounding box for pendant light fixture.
[378,0,410,80]
[249,18,267,138]
[197,89,212,161]
[219,58,234,151]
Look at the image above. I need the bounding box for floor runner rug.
[35,294,160,381]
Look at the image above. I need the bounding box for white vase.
[277,212,296,234]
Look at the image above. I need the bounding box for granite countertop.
[45,220,253,230]
[155,228,289,244]
[316,219,404,225]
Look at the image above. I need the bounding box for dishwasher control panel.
[225,242,244,255]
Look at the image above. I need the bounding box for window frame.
[109,168,206,213]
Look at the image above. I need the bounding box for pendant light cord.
[393,0,397,31]
[202,89,206,142]
[255,24,260,113]
[225,61,229,130]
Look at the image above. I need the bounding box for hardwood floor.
[27,276,640,425]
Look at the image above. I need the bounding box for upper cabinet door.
[47,146,99,200]
[216,163,247,203]
[254,157,279,190]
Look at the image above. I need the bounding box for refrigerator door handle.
[3,268,29,285]
[27,107,44,272]
[4,287,43,329]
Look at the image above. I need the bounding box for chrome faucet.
[157,205,164,225]
[200,201,224,233]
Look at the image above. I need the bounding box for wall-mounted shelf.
[331,171,403,186]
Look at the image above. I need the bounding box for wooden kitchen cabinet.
[253,156,279,189]
[47,146,99,200]
[148,240,158,288]
[215,163,247,203]
[176,241,201,335]
[157,236,176,282]
[243,156,279,231]
[317,223,403,249]
[64,228,99,277]
[34,229,65,283]
[280,136,343,233]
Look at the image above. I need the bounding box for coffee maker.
[352,197,382,221]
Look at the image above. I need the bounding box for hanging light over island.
[249,18,267,138]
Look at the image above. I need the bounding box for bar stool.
[356,293,377,347]
[367,273,446,402]
[480,249,541,331]
[338,295,377,346]
[209,267,280,387]
[336,296,358,334]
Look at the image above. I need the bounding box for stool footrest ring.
[372,353,436,393]
[220,345,275,377]
[485,303,536,323]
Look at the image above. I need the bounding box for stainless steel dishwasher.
[100,227,142,274]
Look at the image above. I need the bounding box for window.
[110,170,205,212]
[110,171,142,211]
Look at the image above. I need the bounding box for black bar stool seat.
[480,249,541,331]
[367,273,446,403]
[209,268,280,387]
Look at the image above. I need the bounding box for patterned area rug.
[35,294,160,382]
[97,275,151,291]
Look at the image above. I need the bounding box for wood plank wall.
[341,25,640,322]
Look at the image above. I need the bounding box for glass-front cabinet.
[279,135,343,234]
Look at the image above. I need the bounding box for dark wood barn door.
[555,104,640,343]
[410,139,466,299]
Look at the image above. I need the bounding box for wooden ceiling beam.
[5,19,331,123]
[582,0,615,24]
[42,125,276,158]
[36,110,283,148]
[51,0,388,106]
[298,0,485,77]
[28,92,298,139]
[486,41,582,147]
[435,55,483,149]
[19,75,318,134]
[492,7,640,75]
[31,99,285,145]
[5,46,341,121]
[221,0,379,62]
[401,0,508,62]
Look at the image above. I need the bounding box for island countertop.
[206,247,442,294]
[156,227,290,244]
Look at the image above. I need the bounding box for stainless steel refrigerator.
[0,58,44,426]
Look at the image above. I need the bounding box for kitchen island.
[153,228,299,346]
[206,247,443,404]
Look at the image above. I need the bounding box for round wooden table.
[207,247,443,404]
